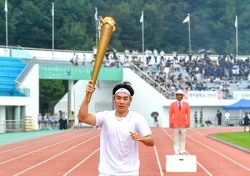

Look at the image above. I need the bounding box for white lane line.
[63,148,100,176]
[162,128,213,176]
[188,135,250,171]
[0,130,97,165]
[0,130,92,154]
[13,135,99,176]
[153,145,164,176]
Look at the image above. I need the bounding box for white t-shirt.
[225,112,230,120]
[95,110,152,175]
[37,115,42,121]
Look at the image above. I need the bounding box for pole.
[141,11,144,54]
[95,7,98,48]
[188,13,191,53]
[5,0,8,48]
[52,3,54,60]
[235,15,238,60]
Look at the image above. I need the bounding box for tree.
[39,79,65,114]
[1,0,250,54]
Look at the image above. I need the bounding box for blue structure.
[0,56,27,96]
[223,99,250,110]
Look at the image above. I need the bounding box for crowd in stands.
[126,49,250,99]
[69,47,250,99]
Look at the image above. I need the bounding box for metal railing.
[129,61,170,98]
[0,120,23,132]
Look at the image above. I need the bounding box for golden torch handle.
[87,17,116,103]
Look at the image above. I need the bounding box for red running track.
[0,127,249,176]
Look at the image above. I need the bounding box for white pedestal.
[166,155,197,172]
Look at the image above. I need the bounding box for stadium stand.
[0,56,27,96]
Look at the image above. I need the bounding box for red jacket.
[169,101,190,128]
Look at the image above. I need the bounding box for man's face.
[113,92,131,114]
[176,93,183,101]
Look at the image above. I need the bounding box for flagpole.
[188,13,191,53]
[141,11,144,56]
[52,3,54,60]
[235,15,238,60]
[95,7,98,48]
[5,0,8,48]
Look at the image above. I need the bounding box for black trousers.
[59,119,67,130]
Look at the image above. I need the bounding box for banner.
[185,91,221,100]
[233,91,250,99]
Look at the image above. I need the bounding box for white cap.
[176,89,184,95]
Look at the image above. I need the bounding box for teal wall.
[39,65,123,81]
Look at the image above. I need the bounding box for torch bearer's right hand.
[86,80,96,94]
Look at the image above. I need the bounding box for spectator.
[59,111,67,130]
[160,50,165,62]
[82,54,86,65]
[48,113,53,130]
[153,49,158,63]
[173,51,178,61]
[43,113,49,130]
[216,110,222,127]
[131,49,138,61]
[124,49,130,63]
[151,112,159,127]
[200,111,203,126]
[74,55,79,66]
[69,53,75,65]
[37,113,43,130]
[243,112,249,132]
[147,49,152,65]
[224,111,230,126]
[194,111,198,127]
[53,113,60,129]
[69,111,75,129]
[145,49,150,65]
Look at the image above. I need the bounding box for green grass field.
[213,132,250,150]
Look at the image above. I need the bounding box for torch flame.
[102,17,116,31]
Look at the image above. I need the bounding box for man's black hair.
[112,81,134,96]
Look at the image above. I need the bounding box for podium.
[166,155,197,172]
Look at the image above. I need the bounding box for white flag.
[140,12,143,23]
[183,15,189,23]
[235,16,238,28]
[4,0,7,12]
[95,7,98,21]
[52,3,54,17]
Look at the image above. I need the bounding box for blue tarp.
[223,99,250,110]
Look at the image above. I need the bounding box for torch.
[87,17,116,103]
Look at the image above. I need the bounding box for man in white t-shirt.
[78,81,154,176]
[224,111,230,126]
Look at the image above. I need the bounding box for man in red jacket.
[169,89,190,155]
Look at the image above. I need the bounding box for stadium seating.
[0,56,27,96]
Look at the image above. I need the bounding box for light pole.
[5,0,8,56]
[52,3,55,60]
